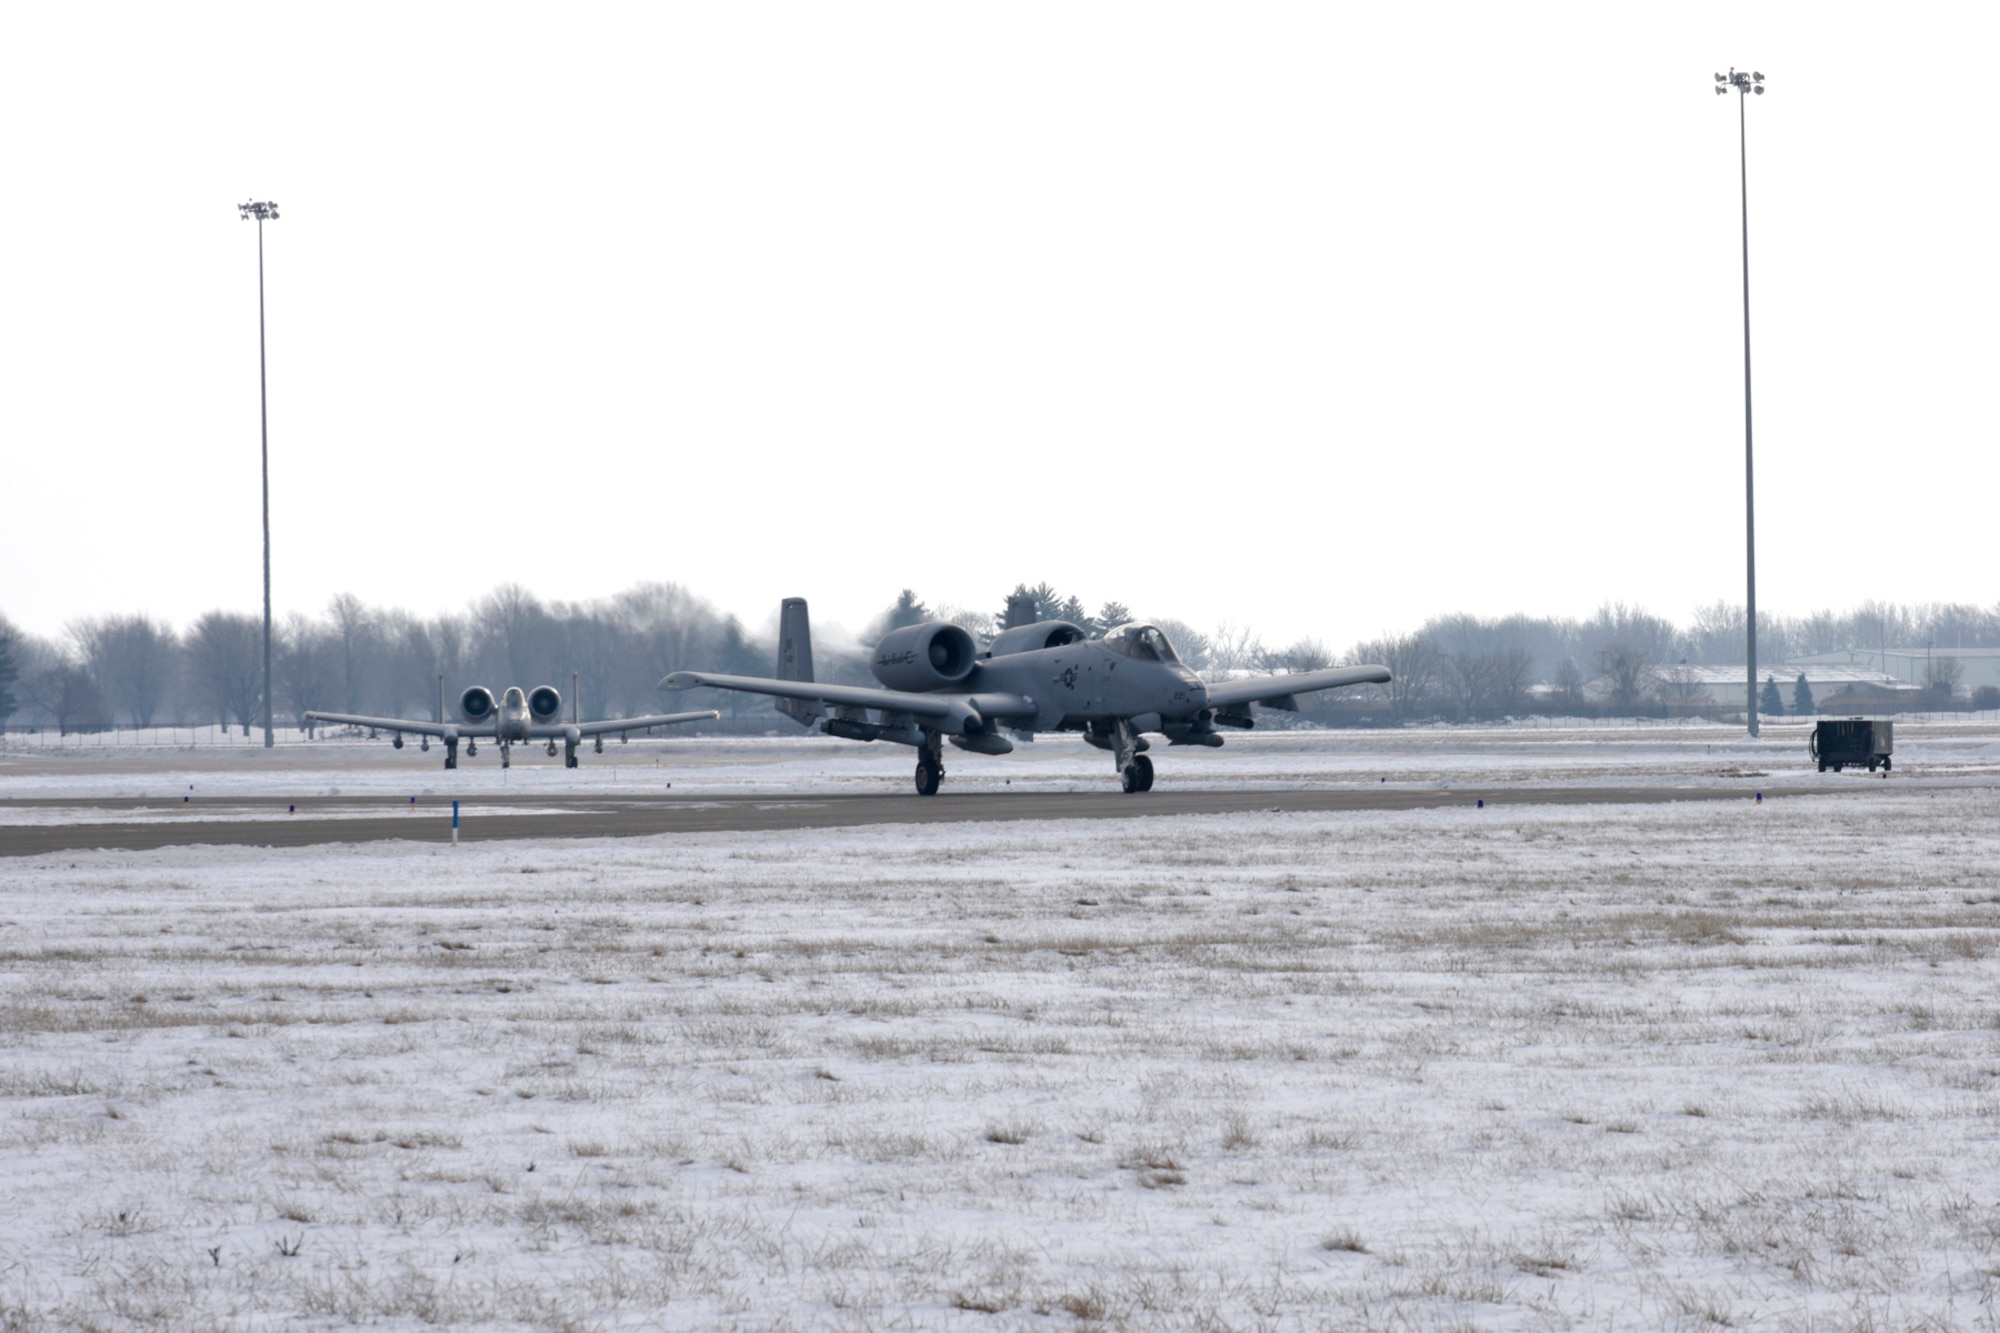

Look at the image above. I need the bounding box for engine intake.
[459,686,496,723]
[528,685,562,722]
[871,621,978,691]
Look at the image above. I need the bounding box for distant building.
[1651,663,1915,713]
[1790,647,2000,696]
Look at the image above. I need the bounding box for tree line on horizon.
[2,584,1997,735]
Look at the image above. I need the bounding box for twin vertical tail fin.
[774,597,823,728]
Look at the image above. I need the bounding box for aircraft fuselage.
[957,641,1207,730]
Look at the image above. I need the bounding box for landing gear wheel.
[444,755,457,770]
[915,756,942,796]
[1883,757,1891,772]
[565,754,578,769]
[1135,753,1154,792]
[1121,755,1154,794]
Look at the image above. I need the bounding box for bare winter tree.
[1585,604,1679,665]
[276,612,337,727]
[1352,632,1438,722]
[1924,655,1965,706]
[1440,650,1491,720]
[1268,637,1334,673]
[478,584,551,688]
[1595,642,1657,712]
[1551,658,1586,714]
[70,614,178,727]
[186,611,264,734]
[1208,622,1266,673]
[1659,660,1709,707]
[325,593,376,714]
[26,662,110,735]
[1484,647,1533,718]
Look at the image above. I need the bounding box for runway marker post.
[452,800,460,845]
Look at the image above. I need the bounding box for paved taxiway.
[0,783,1856,857]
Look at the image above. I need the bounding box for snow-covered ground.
[6,719,2000,809]
[4,784,2000,1327]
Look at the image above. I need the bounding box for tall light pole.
[239,200,279,748]
[1715,69,1764,738]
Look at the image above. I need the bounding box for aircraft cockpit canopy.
[1102,623,1182,664]
[503,687,526,705]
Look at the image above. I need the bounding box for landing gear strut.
[914,730,945,796]
[1110,719,1154,794]
[564,738,579,768]
[500,742,511,770]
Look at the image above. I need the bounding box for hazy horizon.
[5,3,1994,646]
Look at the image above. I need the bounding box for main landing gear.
[914,731,945,796]
[1121,753,1155,793]
[444,737,459,770]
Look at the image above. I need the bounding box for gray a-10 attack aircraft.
[660,598,1390,794]
[304,684,717,770]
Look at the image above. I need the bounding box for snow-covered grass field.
[4,783,2000,1328]
[6,719,2000,809]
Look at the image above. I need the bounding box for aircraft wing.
[543,710,719,738]
[303,710,460,737]
[1203,665,1391,709]
[661,671,1035,724]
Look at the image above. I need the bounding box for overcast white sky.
[3,3,1994,649]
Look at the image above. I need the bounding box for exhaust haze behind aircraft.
[662,598,1389,794]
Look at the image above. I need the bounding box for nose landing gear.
[1108,719,1154,794]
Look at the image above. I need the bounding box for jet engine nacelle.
[987,620,1086,658]
[459,686,497,724]
[871,621,978,691]
[527,686,562,723]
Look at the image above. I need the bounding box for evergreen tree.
[879,589,929,634]
[1791,672,1815,717]
[1759,674,1785,717]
